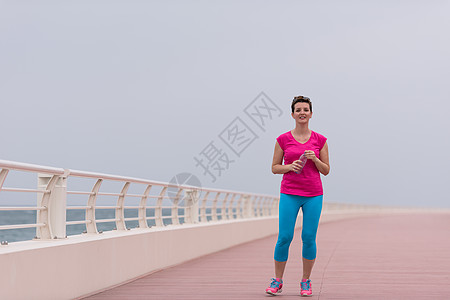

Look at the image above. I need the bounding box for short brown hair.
[291,96,312,113]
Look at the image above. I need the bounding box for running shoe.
[265,278,283,295]
[300,279,312,297]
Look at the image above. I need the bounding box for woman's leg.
[274,261,287,279]
[302,257,316,280]
[273,193,302,278]
[300,195,323,279]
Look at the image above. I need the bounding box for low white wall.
[1,210,399,300]
[1,217,279,300]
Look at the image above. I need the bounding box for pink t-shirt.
[276,130,327,197]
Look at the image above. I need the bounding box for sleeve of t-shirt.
[276,134,285,151]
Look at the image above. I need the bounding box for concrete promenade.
[83,213,450,299]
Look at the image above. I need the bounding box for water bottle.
[295,153,307,174]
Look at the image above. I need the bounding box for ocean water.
[0,208,199,243]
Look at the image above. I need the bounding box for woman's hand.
[307,143,330,176]
[289,160,302,173]
[304,150,319,162]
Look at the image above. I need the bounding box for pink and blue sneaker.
[300,279,312,296]
[265,278,283,295]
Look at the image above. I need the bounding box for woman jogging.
[265,96,330,297]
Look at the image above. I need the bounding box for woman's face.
[291,102,312,123]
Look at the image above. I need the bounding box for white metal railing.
[0,159,279,243]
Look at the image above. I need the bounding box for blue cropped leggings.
[274,193,323,261]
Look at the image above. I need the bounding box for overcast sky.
[1,1,449,208]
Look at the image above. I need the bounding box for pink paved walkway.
[84,213,450,299]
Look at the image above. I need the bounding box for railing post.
[262,197,268,216]
[185,189,199,224]
[228,194,236,219]
[138,185,151,229]
[171,188,182,225]
[155,187,166,227]
[86,179,102,234]
[236,194,244,219]
[272,197,279,216]
[243,195,253,218]
[115,182,130,231]
[200,191,209,222]
[255,196,262,217]
[212,192,220,221]
[37,174,67,239]
[0,169,9,190]
[221,193,229,220]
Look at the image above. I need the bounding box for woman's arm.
[272,141,301,174]
[304,142,330,176]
